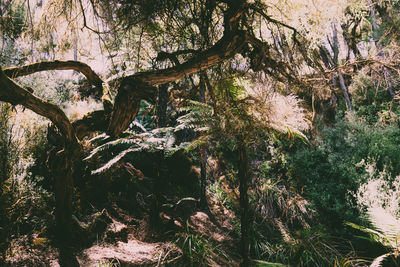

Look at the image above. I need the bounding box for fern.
[85,101,213,174]
[346,219,400,266]
[370,252,395,267]
[174,100,213,133]
[91,147,139,174]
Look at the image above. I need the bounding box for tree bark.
[72,110,110,139]
[331,23,352,111]
[199,148,207,207]
[238,143,249,266]
[48,147,74,240]
[0,66,81,241]
[157,84,168,128]
[107,1,248,137]
[3,60,112,105]
[0,67,78,144]
[320,33,352,111]
[4,60,103,88]
[337,70,352,111]
[199,73,208,207]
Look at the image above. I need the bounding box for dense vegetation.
[0,0,400,266]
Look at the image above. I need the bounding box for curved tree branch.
[156,49,198,64]
[108,30,247,137]
[3,60,104,88]
[4,60,113,111]
[107,0,248,137]
[0,66,79,146]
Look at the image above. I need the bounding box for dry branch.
[0,66,79,146]
[107,2,248,137]
[3,60,103,88]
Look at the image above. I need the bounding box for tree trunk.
[320,25,352,112]
[108,27,248,137]
[238,143,249,266]
[46,124,76,241]
[337,70,352,111]
[199,73,208,207]
[383,67,395,97]
[157,84,168,128]
[199,148,207,206]
[0,67,81,242]
[52,150,74,240]
[331,23,352,111]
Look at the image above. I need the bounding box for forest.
[0,0,400,266]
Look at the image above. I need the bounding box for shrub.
[286,114,400,229]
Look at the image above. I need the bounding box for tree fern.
[85,101,213,174]
[346,207,400,266]
[174,100,213,133]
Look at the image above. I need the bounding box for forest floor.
[4,183,240,266]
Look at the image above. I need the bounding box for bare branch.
[78,0,110,34]
[248,3,300,44]
[156,49,198,65]
[3,60,103,88]
[0,66,79,146]
[107,2,248,137]
[108,31,247,137]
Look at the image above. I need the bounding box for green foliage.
[0,104,14,253]
[2,174,53,235]
[86,100,212,174]
[174,221,230,266]
[175,222,211,266]
[134,100,156,130]
[285,115,400,228]
[346,222,400,266]
[251,259,288,266]
[248,224,357,266]
[174,100,212,134]
[351,73,399,125]
[0,3,26,67]
[208,181,237,211]
[0,104,13,182]
[0,4,25,40]
[0,102,53,259]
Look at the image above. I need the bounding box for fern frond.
[346,222,394,249]
[175,100,213,133]
[85,101,211,174]
[129,121,147,133]
[164,142,190,157]
[84,138,124,161]
[370,252,394,267]
[183,136,209,152]
[91,147,139,174]
[88,133,109,143]
[366,207,400,248]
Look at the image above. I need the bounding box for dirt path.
[4,196,239,266]
[77,240,174,266]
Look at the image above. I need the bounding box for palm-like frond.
[175,100,213,133]
[91,147,139,174]
[85,101,213,174]
[370,252,395,267]
[346,220,399,266]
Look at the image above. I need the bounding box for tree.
[0,0,256,239]
[0,0,349,262]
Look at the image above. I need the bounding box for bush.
[287,114,400,229]
[0,103,54,258]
